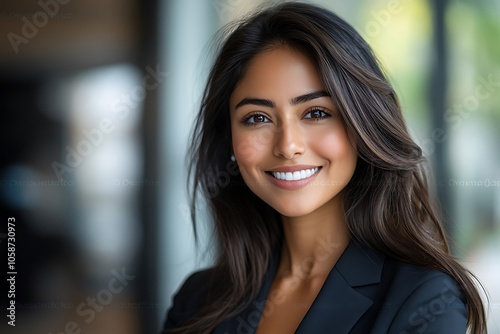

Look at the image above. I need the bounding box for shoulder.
[163,268,215,330]
[377,260,468,333]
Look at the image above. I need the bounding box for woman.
[163,2,487,333]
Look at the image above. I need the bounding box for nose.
[273,121,305,159]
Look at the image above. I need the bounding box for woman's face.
[229,46,357,218]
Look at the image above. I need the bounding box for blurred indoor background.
[0,0,499,333]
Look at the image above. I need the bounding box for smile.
[270,167,320,181]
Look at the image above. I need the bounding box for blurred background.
[0,0,498,333]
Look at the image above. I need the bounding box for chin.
[267,201,315,218]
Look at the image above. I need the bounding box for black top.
[164,240,467,333]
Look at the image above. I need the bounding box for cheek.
[313,127,356,161]
[232,128,275,164]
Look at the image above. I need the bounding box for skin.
[229,46,358,333]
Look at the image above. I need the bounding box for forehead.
[229,46,325,108]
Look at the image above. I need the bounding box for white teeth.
[271,167,319,181]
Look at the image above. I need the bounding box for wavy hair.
[168,2,486,333]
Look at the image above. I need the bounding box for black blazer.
[164,241,467,333]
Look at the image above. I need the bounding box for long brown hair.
[168,2,487,333]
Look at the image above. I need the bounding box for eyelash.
[303,108,331,121]
[241,108,332,126]
[241,112,271,126]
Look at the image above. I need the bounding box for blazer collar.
[214,240,385,334]
[296,240,385,333]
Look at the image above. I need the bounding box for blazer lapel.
[296,240,385,334]
[214,240,385,334]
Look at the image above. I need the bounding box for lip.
[265,166,322,190]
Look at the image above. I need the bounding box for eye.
[304,108,331,120]
[242,113,271,125]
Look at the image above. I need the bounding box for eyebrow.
[234,90,330,109]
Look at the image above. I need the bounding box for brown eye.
[242,113,271,125]
[304,108,330,120]
[253,115,266,122]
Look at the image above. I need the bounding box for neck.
[278,197,350,279]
